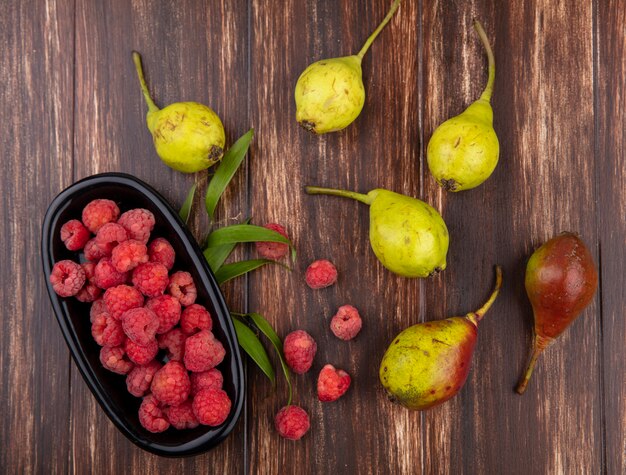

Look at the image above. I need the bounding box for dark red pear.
[516,232,598,394]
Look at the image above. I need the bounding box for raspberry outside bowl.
[41,172,244,456]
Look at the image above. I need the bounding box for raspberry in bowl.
[41,173,244,456]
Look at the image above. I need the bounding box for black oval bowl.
[41,172,244,457]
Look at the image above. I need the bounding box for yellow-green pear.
[295,0,402,134]
[132,52,226,173]
[305,186,449,278]
[427,21,499,191]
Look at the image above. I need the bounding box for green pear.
[427,20,499,191]
[295,0,402,134]
[305,186,449,278]
[380,266,502,410]
[132,52,226,173]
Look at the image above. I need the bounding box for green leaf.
[179,183,197,224]
[215,259,275,285]
[232,317,275,384]
[205,224,296,260]
[205,129,254,220]
[203,218,251,272]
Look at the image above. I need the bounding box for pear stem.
[473,20,495,102]
[132,51,160,114]
[467,266,503,325]
[356,0,402,61]
[516,334,549,394]
[305,186,372,205]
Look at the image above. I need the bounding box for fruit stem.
[305,186,372,205]
[132,51,160,114]
[467,265,502,324]
[516,334,550,394]
[356,0,402,61]
[473,20,495,102]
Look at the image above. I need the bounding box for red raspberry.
[82,199,120,233]
[83,238,107,262]
[151,361,191,406]
[168,271,197,306]
[126,360,162,397]
[91,314,125,347]
[190,368,223,396]
[317,364,351,402]
[180,304,212,335]
[125,337,158,365]
[60,219,90,251]
[158,328,187,362]
[138,394,169,433]
[95,223,128,256]
[283,330,317,374]
[330,305,362,341]
[305,259,338,289]
[49,260,85,297]
[184,330,225,372]
[255,223,290,260]
[93,257,127,289]
[90,298,108,321]
[121,307,159,345]
[76,262,102,302]
[148,238,175,270]
[145,295,181,334]
[132,262,169,297]
[99,346,133,374]
[103,285,144,320]
[165,400,199,430]
[192,388,231,426]
[117,208,155,244]
[111,240,148,273]
[274,405,310,440]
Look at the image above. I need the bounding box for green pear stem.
[132,51,160,114]
[466,265,502,325]
[516,333,551,394]
[473,20,495,102]
[305,186,372,205]
[356,0,402,61]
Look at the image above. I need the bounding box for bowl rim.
[41,172,245,457]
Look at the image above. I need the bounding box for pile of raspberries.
[49,198,231,433]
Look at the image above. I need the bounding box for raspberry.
[117,208,155,244]
[184,330,225,372]
[148,238,175,270]
[125,337,158,365]
[192,388,231,426]
[95,223,128,256]
[180,304,212,335]
[190,368,223,396]
[111,240,148,273]
[82,199,120,233]
[126,360,161,397]
[165,400,199,430]
[138,394,169,433]
[274,405,310,440]
[91,314,125,347]
[145,295,181,334]
[305,259,338,289]
[151,361,191,406]
[76,262,102,302]
[121,307,159,345]
[103,285,144,320]
[255,223,290,260]
[168,271,197,306]
[99,346,133,374]
[132,262,169,297]
[283,330,316,374]
[330,305,362,341]
[49,260,86,297]
[158,328,187,362]
[90,298,108,321]
[317,364,351,402]
[93,257,127,289]
[60,219,90,251]
[83,238,107,262]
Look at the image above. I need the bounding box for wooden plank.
[71,0,248,471]
[596,1,626,473]
[0,0,75,472]
[247,0,423,473]
[421,1,602,473]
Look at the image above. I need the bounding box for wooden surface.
[1,0,624,473]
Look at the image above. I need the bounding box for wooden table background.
[1,0,624,473]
